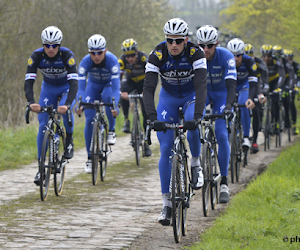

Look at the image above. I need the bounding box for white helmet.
[227,38,245,55]
[41,26,63,44]
[196,25,218,44]
[163,18,189,36]
[87,34,106,51]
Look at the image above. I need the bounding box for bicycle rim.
[202,143,210,217]
[171,156,182,243]
[40,130,52,201]
[54,132,66,196]
[91,122,99,185]
[182,152,189,236]
[134,112,140,166]
[100,125,108,182]
[264,108,270,151]
[230,130,237,184]
[210,144,218,210]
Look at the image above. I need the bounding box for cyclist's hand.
[258,94,266,104]
[111,109,118,118]
[58,105,68,114]
[222,107,233,121]
[183,119,198,130]
[246,99,255,109]
[121,92,129,100]
[30,103,41,112]
[76,106,83,115]
[153,120,167,132]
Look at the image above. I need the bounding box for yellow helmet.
[121,38,138,54]
[245,44,254,57]
[272,45,283,58]
[260,44,272,56]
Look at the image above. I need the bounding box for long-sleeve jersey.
[77,51,120,105]
[143,41,207,120]
[254,57,269,95]
[118,51,148,82]
[266,57,286,91]
[236,54,258,100]
[282,57,296,91]
[291,60,300,87]
[24,47,78,106]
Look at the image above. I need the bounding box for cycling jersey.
[118,51,148,83]
[254,57,269,95]
[282,57,295,91]
[266,57,286,91]
[291,61,300,87]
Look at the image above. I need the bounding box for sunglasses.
[166,38,185,45]
[234,54,243,58]
[199,44,215,49]
[263,54,272,58]
[125,53,136,58]
[90,51,104,56]
[44,44,59,49]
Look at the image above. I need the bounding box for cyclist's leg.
[251,101,260,153]
[290,91,298,134]
[271,94,280,133]
[282,94,290,128]
[102,84,116,132]
[120,78,134,133]
[237,85,250,136]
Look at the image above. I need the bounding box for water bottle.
[54,134,60,152]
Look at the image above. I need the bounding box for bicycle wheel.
[91,121,99,185]
[264,105,271,151]
[133,111,141,166]
[201,143,210,217]
[229,126,237,184]
[181,149,189,236]
[236,133,242,182]
[171,155,183,243]
[54,132,66,196]
[100,124,108,182]
[210,143,218,210]
[40,130,52,201]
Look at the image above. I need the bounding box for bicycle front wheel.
[133,111,141,166]
[100,124,108,182]
[210,143,219,210]
[229,126,237,184]
[181,151,189,236]
[40,130,52,201]
[91,121,99,185]
[171,155,183,243]
[201,143,210,217]
[54,131,66,196]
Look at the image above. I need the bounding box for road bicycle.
[128,91,144,166]
[145,107,195,243]
[200,112,228,217]
[25,102,72,201]
[78,97,115,185]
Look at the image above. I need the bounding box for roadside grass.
[189,139,300,250]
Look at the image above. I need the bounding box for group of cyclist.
[24,20,299,227]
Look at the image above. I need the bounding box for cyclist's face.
[125,52,138,65]
[90,49,107,64]
[199,44,217,61]
[234,54,243,67]
[43,44,59,58]
[262,54,272,64]
[166,35,188,56]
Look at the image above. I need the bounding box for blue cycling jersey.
[236,54,258,86]
[206,47,237,91]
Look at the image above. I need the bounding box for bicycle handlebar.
[78,96,116,111]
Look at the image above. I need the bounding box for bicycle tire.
[91,121,99,185]
[133,111,141,166]
[171,155,183,243]
[264,104,271,151]
[210,143,218,210]
[40,130,52,201]
[201,143,210,217]
[100,124,108,182]
[181,148,189,236]
[229,126,237,184]
[54,131,66,196]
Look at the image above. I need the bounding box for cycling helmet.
[260,44,272,56]
[121,38,138,54]
[196,25,218,44]
[283,49,290,58]
[289,50,294,58]
[87,34,106,51]
[227,38,245,55]
[163,18,189,36]
[244,43,254,57]
[272,45,283,58]
[41,26,63,44]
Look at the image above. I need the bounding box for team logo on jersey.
[141,56,146,62]
[112,65,119,74]
[118,59,125,70]
[228,58,236,68]
[155,51,163,60]
[190,47,197,56]
[28,57,34,66]
[252,64,257,71]
[67,57,75,67]
[79,66,85,75]
[161,110,167,120]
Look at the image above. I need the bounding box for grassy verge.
[189,139,300,250]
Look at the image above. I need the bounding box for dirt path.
[0,131,294,249]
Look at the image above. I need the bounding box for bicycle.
[25,102,72,201]
[200,112,228,217]
[145,107,195,243]
[128,91,144,166]
[78,97,115,185]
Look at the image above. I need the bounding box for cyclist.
[286,50,300,135]
[143,18,207,225]
[118,38,151,157]
[244,43,269,153]
[24,26,78,186]
[196,25,237,203]
[261,44,286,135]
[76,34,120,174]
